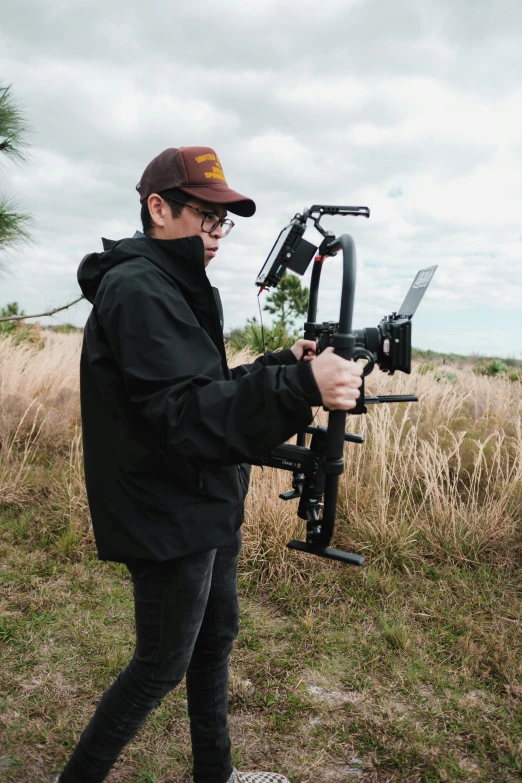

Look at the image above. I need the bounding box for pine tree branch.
[0,83,30,162]
[0,195,32,249]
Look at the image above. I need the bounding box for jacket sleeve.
[96,267,322,465]
[229,348,298,379]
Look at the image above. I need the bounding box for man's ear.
[148,194,165,228]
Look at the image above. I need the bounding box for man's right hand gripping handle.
[310,347,364,410]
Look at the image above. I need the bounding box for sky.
[1,0,521,358]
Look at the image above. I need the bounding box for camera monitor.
[398,266,438,317]
[255,220,317,288]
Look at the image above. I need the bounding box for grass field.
[0,333,521,782]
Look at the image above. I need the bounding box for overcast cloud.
[1,0,521,358]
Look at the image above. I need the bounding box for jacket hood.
[78,234,207,304]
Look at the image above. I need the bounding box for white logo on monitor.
[412,267,436,289]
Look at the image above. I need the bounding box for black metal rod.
[305,425,363,444]
[287,540,365,566]
[329,234,356,334]
[364,394,418,404]
[320,234,357,550]
[307,257,325,323]
[299,256,325,448]
[318,473,339,546]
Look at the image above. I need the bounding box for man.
[55,147,362,783]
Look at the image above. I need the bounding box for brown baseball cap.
[136,146,256,217]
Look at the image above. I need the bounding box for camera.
[312,264,437,375]
[256,206,436,377]
[313,317,412,375]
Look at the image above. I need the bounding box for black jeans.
[60,532,241,783]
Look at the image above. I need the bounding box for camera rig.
[251,205,437,566]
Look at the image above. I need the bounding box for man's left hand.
[290,339,317,362]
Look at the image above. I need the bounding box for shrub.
[484,359,509,376]
[0,303,42,346]
[434,370,457,384]
[226,318,296,354]
[417,362,437,375]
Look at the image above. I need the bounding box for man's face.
[149,195,228,267]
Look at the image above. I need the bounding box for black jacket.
[77,234,321,563]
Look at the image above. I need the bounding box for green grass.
[1,500,521,782]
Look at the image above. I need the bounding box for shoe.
[228,771,290,783]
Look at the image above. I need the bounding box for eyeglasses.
[165,198,235,237]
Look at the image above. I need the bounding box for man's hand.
[290,339,317,362]
[310,347,364,410]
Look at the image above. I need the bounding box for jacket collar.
[139,235,229,374]
[132,234,207,291]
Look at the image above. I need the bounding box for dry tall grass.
[0,331,82,445]
[0,332,82,507]
[337,369,522,568]
[1,333,521,575]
